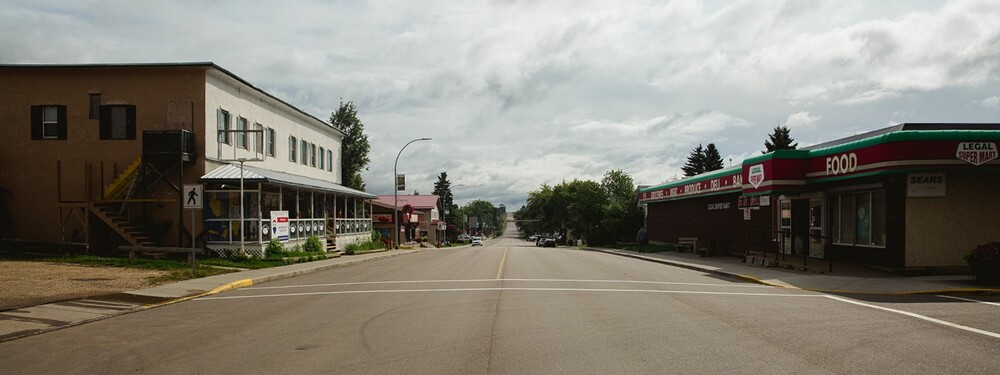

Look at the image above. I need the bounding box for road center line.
[937,295,1000,307]
[824,295,1000,339]
[497,248,509,279]
[198,288,821,301]
[243,278,770,290]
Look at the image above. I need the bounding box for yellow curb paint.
[142,279,254,309]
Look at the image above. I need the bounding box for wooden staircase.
[326,226,342,257]
[90,157,156,247]
[90,202,155,247]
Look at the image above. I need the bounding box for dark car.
[541,238,556,247]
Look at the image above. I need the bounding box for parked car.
[541,238,556,247]
[458,234,471,241]
[527,235,538,242]
[471,237,483,246]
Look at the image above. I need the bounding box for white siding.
[203,71,343,183]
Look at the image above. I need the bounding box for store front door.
[791,199,810,256]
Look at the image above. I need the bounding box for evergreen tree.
[704,143,724,171]
[763,125,798,154]
[432,172,456,214]
[681,144,706,177]
[330,100,371,191]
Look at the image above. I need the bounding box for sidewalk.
[0,249,420,342]
[583,247,1000,295]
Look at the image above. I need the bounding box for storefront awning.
[200,163,377,199]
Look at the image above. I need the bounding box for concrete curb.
[582,247,1000,295]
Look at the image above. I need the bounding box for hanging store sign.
[956,142,997,166]
[373,214,393,223]
[271,211,290,242]
[907,173,946,197]
[396,174,406,191]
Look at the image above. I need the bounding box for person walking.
[636,227,648,253]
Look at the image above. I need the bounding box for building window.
[236,117,248,149]
[252,123,263,153]
[217,109,231,145]
[99,105,136,140]
[300,139,308,165]
[319,147,325,170]
[289,136,297,162]
[831,191,885,247]
[266,127,275,157]
[310,143,316,167]
[88,93,101,120]
[327,149,333,172]
[30,105,67,140]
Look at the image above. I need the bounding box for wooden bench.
[677,237,698,253]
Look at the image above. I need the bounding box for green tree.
[432,172,455,214]
[682,144,706,177]
[704,143,724,171]
[763,125,798,154]
[599,170,643,244]
[330,100,371,191]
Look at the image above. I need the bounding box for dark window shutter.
[56,105,68,140]
[126,105,137,139]
[99,105,111,139]
[30,105,42,140]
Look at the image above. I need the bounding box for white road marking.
[937,295,1000,307]
[824,295,1000,339]
[242,278,771,290]
[198,287,821,300]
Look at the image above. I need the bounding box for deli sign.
[956,142,997,166]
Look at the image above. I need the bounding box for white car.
[471,237,483,246]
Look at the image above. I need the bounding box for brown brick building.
[0,63,374,257]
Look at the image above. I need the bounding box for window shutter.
[30,105,42,140]
[126,105,137,139]
[56,105,68,140]
[216,108,224,143]
[100,105,111,139]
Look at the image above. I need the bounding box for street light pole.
[394,137,431,249]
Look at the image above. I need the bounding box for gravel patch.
[0,261,168,311]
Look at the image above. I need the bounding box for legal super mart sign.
[956,142,997,166]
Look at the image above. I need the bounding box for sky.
[2,0,998,209]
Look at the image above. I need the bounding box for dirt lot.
[0,261,168,311]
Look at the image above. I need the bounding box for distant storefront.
[639,124,1000,272]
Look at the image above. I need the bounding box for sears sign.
[956,142,997,166]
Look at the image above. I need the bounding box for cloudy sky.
[3,0,998,208]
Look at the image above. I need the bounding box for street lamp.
[394,137,432,249]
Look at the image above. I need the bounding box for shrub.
[965,241,1000,265]
[265,239,286,257]
[303,236,325,253]
[371,230,382,243]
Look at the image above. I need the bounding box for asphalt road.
[2,227,998,374]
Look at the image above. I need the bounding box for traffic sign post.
[183,184,203,276]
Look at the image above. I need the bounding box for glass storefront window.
[838,194,855,244]
[872,191,886,246]
[855,193,871,245]
[831,191,885,247]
